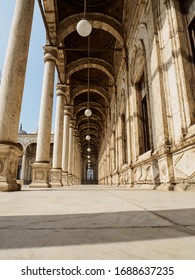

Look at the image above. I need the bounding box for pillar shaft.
[61,107,71,185]
[68,121,75,184]
[50,84,65,187]
[30,46,57,188]
[0,0,35,144]
[21,152,26,181]
[52,86,65,168]
[0,0,34,191]
[36,47,57,163]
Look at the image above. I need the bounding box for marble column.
[71,131,76,185]
[68,120,75,185]
[0,0,35,191]
[21,151,27,183]
[106,143,111,184]
[50,84,65,187]
[30,46,58,188]
[61,107,71,185]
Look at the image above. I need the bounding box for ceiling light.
[77,19,92,37]
[85,108,92,117]
[76,0,92,37]
[86,135,90,141]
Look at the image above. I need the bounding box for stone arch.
[77,115,104,131]
[74,102,107,119]
[57,13,124,46]
[71,86,110,105]
[65,57,114,82]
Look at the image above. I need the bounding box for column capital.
[64,106,72,116]
[44,46,58,63]
[56,83,66,97]
[73,128,79,137]
[70,119,76,128]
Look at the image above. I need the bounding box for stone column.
[71,132,75,185]
[21,151,27,183]
[72,130,77,185]
[106,143,110,184]
[50,84,65,187]
[68,120,75,185]
[118,115,123,169]
[61,106,71,185]
[0,0,35,191]
[30,46,58,188]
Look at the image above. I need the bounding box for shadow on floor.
[0,208,195,249]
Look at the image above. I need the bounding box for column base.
[29,162,51,188]
[62,172,69,186]
[50,168,63,187]
[154,183,174,191]
[0,144,22,192]
[68,174,73,185]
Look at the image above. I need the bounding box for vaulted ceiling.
[42,0,126,156]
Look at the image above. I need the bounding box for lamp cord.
[84,0,86,18]
[87,34,90,140]
[87,35,90,109]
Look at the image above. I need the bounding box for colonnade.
[98,121,128,186]
[0,0,81,191]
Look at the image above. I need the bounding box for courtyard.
[0,185,194,260]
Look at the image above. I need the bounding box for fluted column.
[30,46,57,188]
[68,120,75,185]
[0,0,35,191]
[61,106,71,186]
[50,84,65,187]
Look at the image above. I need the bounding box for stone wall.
[98,0,195,191]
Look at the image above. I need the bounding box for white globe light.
[85,108,92,117]
[87,155,90,159]
[76,19,92,37]
[88,160,91,163]
[87,148,91,152]
[86,135,90,141]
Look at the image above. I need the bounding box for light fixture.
[88,160,91,163]
[85,108,92,117]
[87,148,91,152]
[86,135,90,141]
[87,155,90,159]
[77,19,92,37]
[76,0,92,37]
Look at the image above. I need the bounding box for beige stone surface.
[0,185,194,260]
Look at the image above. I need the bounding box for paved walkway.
[0,185,195,259]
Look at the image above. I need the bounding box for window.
[137,73,151,155]
[181,0,195,68]
[188,16,195,64]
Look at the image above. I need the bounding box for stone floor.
[0,185,195,260]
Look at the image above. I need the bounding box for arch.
[57,13,124,46]
[71,86,110,105]
[77,115,104,131]
[79,123,103,136]
[65,57,114,82]
[17,141,25,151]
[74,102,107,119]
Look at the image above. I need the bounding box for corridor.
[0,186,194,260]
